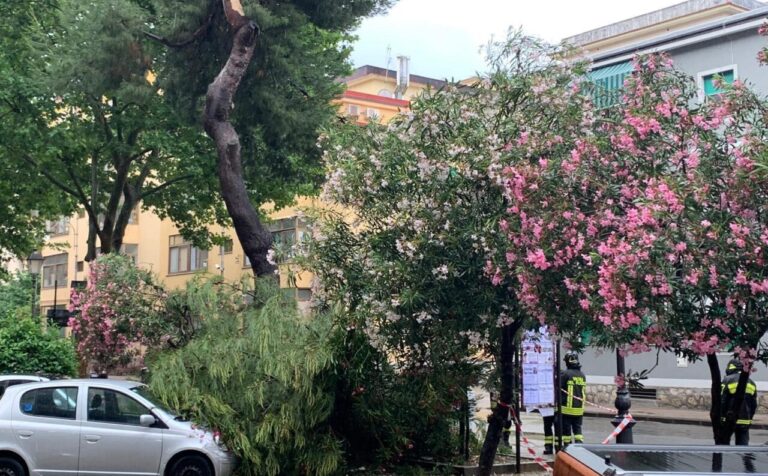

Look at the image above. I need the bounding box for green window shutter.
[588,61,633,109]
[702,69,735,96]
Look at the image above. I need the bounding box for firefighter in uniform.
[558,352,586,445]
[721,358,757,446]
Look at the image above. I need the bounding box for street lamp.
[612,349,635,443]
[27,251,44,317]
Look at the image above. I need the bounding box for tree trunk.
[478,321,520,476]
[203,1,275,277]
[707,354,723,443]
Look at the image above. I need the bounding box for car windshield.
[130,385,183,419]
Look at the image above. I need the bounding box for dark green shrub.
[0,318,77,377]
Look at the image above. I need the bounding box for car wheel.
[0,457,25,476]
[169,455,211,476]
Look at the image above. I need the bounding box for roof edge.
[564,0,764,46]
[588,5,768,65]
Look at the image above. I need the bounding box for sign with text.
[521,329,555,408]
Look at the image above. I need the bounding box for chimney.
[395,55,410,99]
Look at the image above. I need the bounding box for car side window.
[20,387,78,419]
[88,388,150,426]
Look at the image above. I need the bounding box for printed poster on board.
[521,328,555,409]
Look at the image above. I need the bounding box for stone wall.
[586,384,768,412]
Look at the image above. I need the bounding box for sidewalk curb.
[584,409,768,430]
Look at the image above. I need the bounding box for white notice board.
[521,328,555,408]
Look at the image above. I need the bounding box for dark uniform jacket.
[721,372,757,426]
[560,367,586,416]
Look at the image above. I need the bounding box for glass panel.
[178,246,189,272]
[193,249,207,270]
[169,247,180,273]
[190,247,198,271]
[123,244,138,264]
[20,388,77,419]
[88,388,149,425]
[297,289,312,302]
[56,263,67,284]
[128,206,139,225]
[703,70,734,96]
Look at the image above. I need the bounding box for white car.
[0,379,236,476]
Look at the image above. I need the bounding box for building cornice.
[341,90,410,107]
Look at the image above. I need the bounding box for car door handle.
[17,431,33,439]
[84,434,101,442]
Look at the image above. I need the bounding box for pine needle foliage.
[147,279,340,476]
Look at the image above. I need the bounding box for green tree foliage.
[149,0,393,275]
[1,0,224,261]
[0,318,78,377]
[0,272,37,318]
[328,329,465,471]
[304,34,583,473]
[148,279,340,476]
[0,1,74,259]
[155,0,393,207]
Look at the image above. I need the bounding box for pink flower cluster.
[493,53,768,358]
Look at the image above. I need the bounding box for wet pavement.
[514,414,768,448]
[580,416,768,446]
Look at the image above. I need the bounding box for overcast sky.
[350,0,686,79]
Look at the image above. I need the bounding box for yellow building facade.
[37,63,444,316]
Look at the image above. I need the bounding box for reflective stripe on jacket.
[560,368,586,416]
[720,373,757,426]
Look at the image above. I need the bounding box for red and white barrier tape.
[558,388,636,444]
[498,401,553,473]
[559,388,619,414]
[601,414,634,444]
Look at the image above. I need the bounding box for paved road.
[574,416,768,446]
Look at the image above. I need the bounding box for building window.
[268,216,308,263]
[589,61,632,109]
[45,217,69,236]
[76,261,84,273]
[128,206,139,225]
[42,254,68,288]
[220,239,233,255]
[97,203,139,227]
[168,235,208,274]
[378,88,393,97]
[123,244,138,264]
[365,108,380,120]
[699,66,736,99]
[281,288,313,302]
[347,104,359,116]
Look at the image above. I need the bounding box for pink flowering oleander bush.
[759,22,768,66]
[494,54,768,365]
[69,254,168,373]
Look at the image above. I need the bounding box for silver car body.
[0,376,50,399]
[0,379,236,476]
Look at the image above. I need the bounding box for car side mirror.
[139,414,157,427]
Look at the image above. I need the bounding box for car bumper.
[213,453,238,476]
